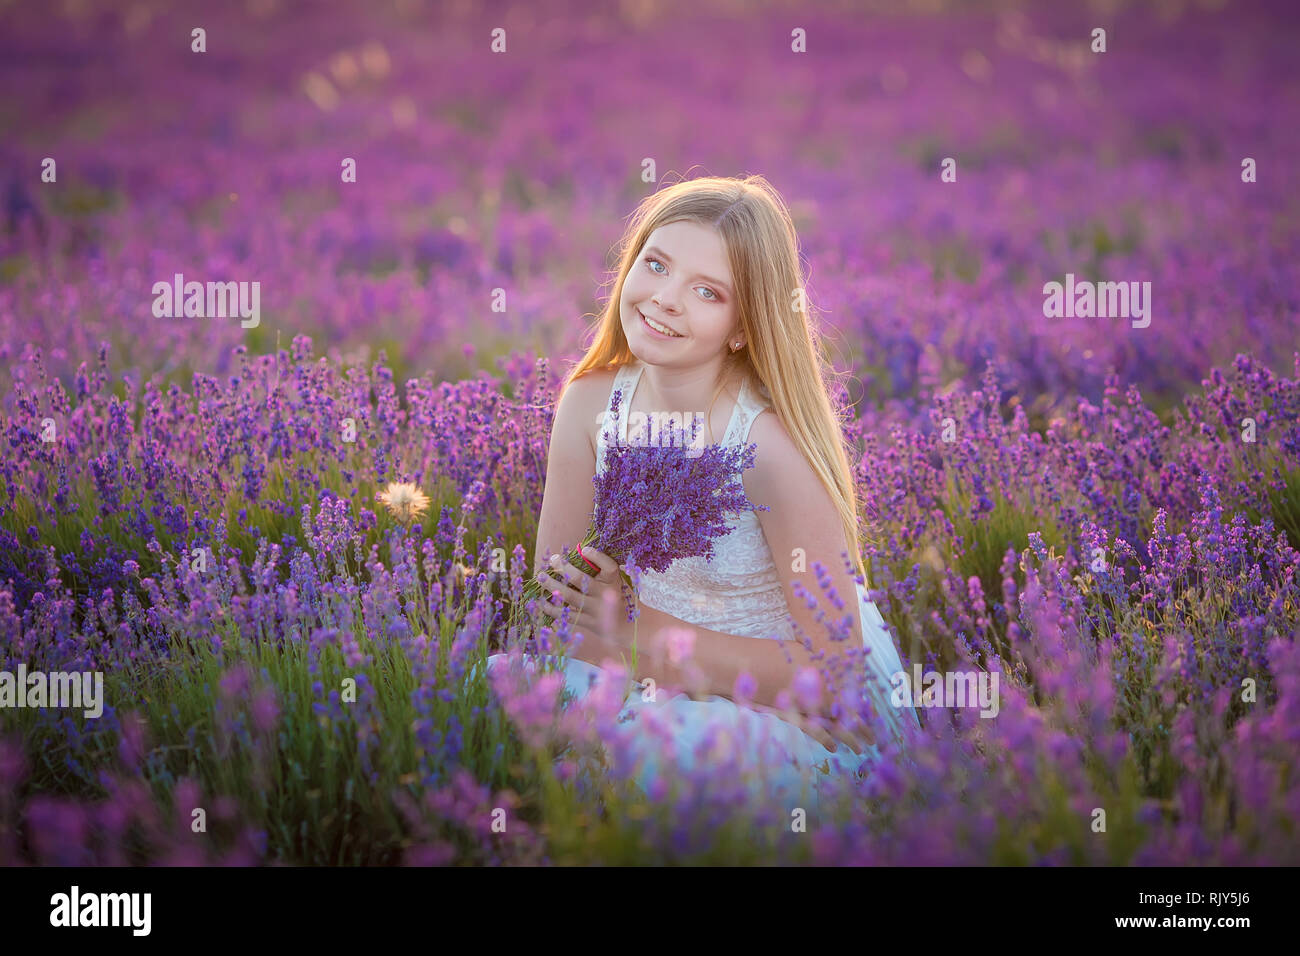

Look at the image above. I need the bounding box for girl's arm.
[533,373,603,579]
[630,602,875,754]
[740,407,871,666]
[667,406,884,751]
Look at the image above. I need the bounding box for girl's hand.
[534,546,639,663]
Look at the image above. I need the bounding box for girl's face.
[620,220,744,364]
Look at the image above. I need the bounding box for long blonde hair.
[561,174,869,585]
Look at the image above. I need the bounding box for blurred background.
[1,0,1296,427]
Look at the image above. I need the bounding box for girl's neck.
[634,358,745,414]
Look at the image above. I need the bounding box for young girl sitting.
[489,173,920,815]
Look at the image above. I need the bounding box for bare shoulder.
[559,366,619,457]
[742,405,813,496]
[746,404,796,462]
[743,405,851,583]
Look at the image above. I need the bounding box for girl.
[488,174,919,813]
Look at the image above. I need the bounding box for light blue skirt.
[480,587,920,818]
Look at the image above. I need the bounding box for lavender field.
[1,0,1298,866]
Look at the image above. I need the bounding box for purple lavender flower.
[522,411,767,610]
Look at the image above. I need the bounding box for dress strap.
[724,374,771,447]
[604,361,643,445]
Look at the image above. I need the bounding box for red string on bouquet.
[576,542,600,573]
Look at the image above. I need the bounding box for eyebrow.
[643,245,734,296]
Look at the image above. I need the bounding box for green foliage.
[943,478,1068,658]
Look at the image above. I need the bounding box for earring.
[730,340,742,351]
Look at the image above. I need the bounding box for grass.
[941,474,1069,663]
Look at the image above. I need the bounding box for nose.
[651,291,680,314]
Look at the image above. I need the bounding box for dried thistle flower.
[452,561,476,589]
[377,481,430,524]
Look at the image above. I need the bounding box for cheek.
[700,313,734,342]
[622,276,647,304]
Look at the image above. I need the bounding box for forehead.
[644,221,732,279]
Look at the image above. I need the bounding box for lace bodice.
[596,360,799,642]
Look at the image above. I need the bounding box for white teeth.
[643,312,681,336]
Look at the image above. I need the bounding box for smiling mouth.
[639,309,683,337]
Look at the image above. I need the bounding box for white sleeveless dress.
[486,360,920,815]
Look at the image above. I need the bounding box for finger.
[537,569,585,607]
[578,545,616,576]
[538,592,583,621]
[574,543,602,573]
[549,555,590,592]
[535,585,574,617]
[535,570,566,603]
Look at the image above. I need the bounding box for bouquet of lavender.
[520,385,768,613]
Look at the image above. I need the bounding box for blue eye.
[644,257,720,301]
